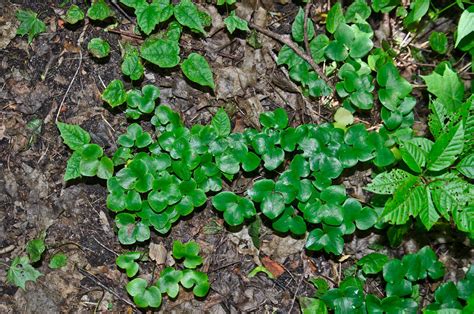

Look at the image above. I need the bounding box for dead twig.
[77,266,137,310]
[248,22,332,88]
[288,275,304,313]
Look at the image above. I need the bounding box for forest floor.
[0,0,472,313]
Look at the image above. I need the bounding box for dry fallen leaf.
[149,243,167,265]
[261,256,285,278]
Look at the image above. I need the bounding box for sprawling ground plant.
[9,0,473,311]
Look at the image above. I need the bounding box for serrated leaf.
[457,154,474,178]
[211,108,231,137]
[400,141,426,173]
[16,9,46,43]
[427,122,464,171]
[7,256,42,290]
[136,3,163,35]
[141,38,180,68]
[419,187,440,231]
[224,11,249,34]
[365,169,414,195]
[174,0,207,34]
[64,151,82,181]
[57,122,91,150]
[382,176,427,224]
[181,53,215,89]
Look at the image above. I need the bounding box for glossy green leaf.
[212,192,256,226]
[422,65,465,112]
[306,226,344,255]
[212,108,231,137]
[357,252,389,275]
[57,122,91,150]
[141,38,180,68]
[172,240,203,269]
[126,278,162,308]
[181,53,215,89]
[404,0,429,27]
[180,269,210,297]
[174,0,208,34]
[457,154,474,178]
[116,252,141,277]
[156,267,183,298]
[455,6,474,47]
[136,3,161,35]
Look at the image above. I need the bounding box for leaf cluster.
[119,240,209,309]
[301,248,473,313]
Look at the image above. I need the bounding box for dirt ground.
[0,0,472,313]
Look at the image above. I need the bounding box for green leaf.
[116,252,141,277]
[102,80,127,108]
[422,66,465,112]
[16,9,46,43]
[136,3,161,35]
[382,176,427,224]
[292,8,315,42]
[121,45,144,81]
[365,169,415,195]
[62,5,85,24]
[455,6,474,47]
[141,38,180,68]
[172,240,203,269]
[248,265,275,279]
[87,0,113,21]
[325,40,348,61]
[119,0,147,9]
[357,252,389,275]
[224,11,249,34]
[181,53,215,89]
[305,226,344,255]
[48,253,68,269]
[26,239,46,263]
[427,122,464,171]
[299,297,328,314]
[429,32,448,54]
[7,256,42,290]
[400,140,427,173]
[419,187,440,231]
[261,192,286,219]
[326,3,345,34]
[64,151,82,181]
[126,278,162,308]
[272,206,307,235]
[97,156,114,180]
[57,122,91,150]
[156,267,183,298]
[345,0,371,22]
[212,192,256,226]
[88,37,110,58]
[334,107,354,129]
[457,153,474,178]
[404,0,429,27]
[174,0,208,34]
[127,85,160,114]
[211,108,231,137]
[180,269,210,297]
[457,265,474,300]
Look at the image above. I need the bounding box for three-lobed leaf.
[16,9,46,43]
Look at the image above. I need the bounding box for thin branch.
[248,22,332,88]
[77,266,137,310]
